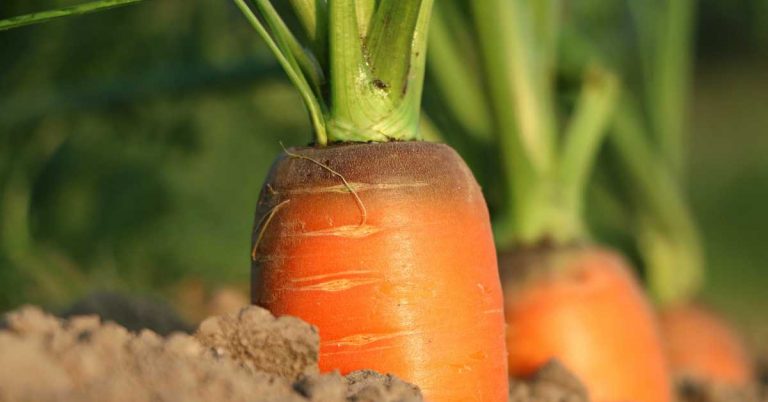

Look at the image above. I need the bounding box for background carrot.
[574,0,757,389]
[501,246,671,402]
[660,304,753,386]
[426,2,671,402]
[236,1,508,401]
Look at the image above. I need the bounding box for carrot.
[660,303,753,387]
[234,1,508,401]
[426,2,672,401]
[252,142,506,401]
[501,246,672,402]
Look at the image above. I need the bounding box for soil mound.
[0,305,421,402]
[509,360,589,402]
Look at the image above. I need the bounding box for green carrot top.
[428,0,619,247]
[234,0,434,146]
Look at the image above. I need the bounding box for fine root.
[252,199,291,261]
[280,142,368,226]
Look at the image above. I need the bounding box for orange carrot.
[501,246,673,402]
[660,303,753,387]
[252,142,508,402]
[236,2,508,399]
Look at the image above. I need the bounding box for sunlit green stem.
[327,0,433,142]
[235,0,434,144]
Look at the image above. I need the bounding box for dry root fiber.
[0,305,421,402]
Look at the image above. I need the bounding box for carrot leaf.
[234,0,327,144]
[0,0,142,31]
[287,0,328,66]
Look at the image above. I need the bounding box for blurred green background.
[0,0,766,343]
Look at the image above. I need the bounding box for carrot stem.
[427,2,492,143]
[236,0,433,145]
[558,66,620,242]
[610,98,703,304]
[467,0,613,247]
[287,0,328,68]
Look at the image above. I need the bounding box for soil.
[0,305,421,402]
[508,360,589,402]
[0,302,763,402]
[673,361,768,402]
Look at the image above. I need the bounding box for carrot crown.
[429,0,619,247]
[234,0,434,146]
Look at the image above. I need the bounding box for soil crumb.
[509,360,589,402]
[0,305,422,402]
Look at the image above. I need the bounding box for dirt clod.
[196,306,319,380]
[0,305,423,402]
[509,360,590,402]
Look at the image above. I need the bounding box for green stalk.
[610,98,703,304]
[473,0,555,174]
[649,0,695,177]
[234,0,328,144]
[558,66,620,242]
[472,0,614,247]
[472,0,549,246]
[236,0,434,145]
[529,0,562,77]
[619,1,700,304]
[629,0,695,178]
[0,0,142,31]
[287,0,328,66]
[427,1,492,142]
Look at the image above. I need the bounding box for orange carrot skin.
[660,303,753,387]
[501,246,672,402]
[252,142,508,402]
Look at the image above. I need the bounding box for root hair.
[280,142,368,226]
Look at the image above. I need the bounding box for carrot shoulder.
[252,141,508,402]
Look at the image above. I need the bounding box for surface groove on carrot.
[252,141,508,402]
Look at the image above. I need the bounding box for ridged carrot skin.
[251,142,508,402]
[501,246,672,402]
[660,303,753,387]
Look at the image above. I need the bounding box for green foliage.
[0,0,304,310]
[0,0,142,31]
[426,0,618,246]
